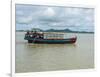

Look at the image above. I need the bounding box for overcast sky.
[16,4,94,32]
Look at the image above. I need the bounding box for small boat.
[24,30,77,44]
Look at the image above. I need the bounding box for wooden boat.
[24,31,77,44]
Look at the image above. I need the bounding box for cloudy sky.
[16,4,94,32]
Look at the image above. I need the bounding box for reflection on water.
[26,43,76,48]
[15,32,94,73]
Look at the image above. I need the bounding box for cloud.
[16,4,94,31]
[16,16,33,24]
[16,10,24,16]
[43,8,55,17]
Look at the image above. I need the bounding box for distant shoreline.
[16,30,94,34]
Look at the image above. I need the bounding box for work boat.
[24,30,77,44]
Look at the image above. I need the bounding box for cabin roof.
[43,32,65,34]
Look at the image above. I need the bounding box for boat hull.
[34,39,76,44]
[24,37,77,44]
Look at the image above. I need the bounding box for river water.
[15,32,94,73]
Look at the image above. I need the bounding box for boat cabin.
[43,32,65,39]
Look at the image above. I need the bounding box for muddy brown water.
[15,32,94,73]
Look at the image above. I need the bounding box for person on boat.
[26,31,29,35]
[33,31,38,38]
[31,31,33,35]
[40,33,44,39]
